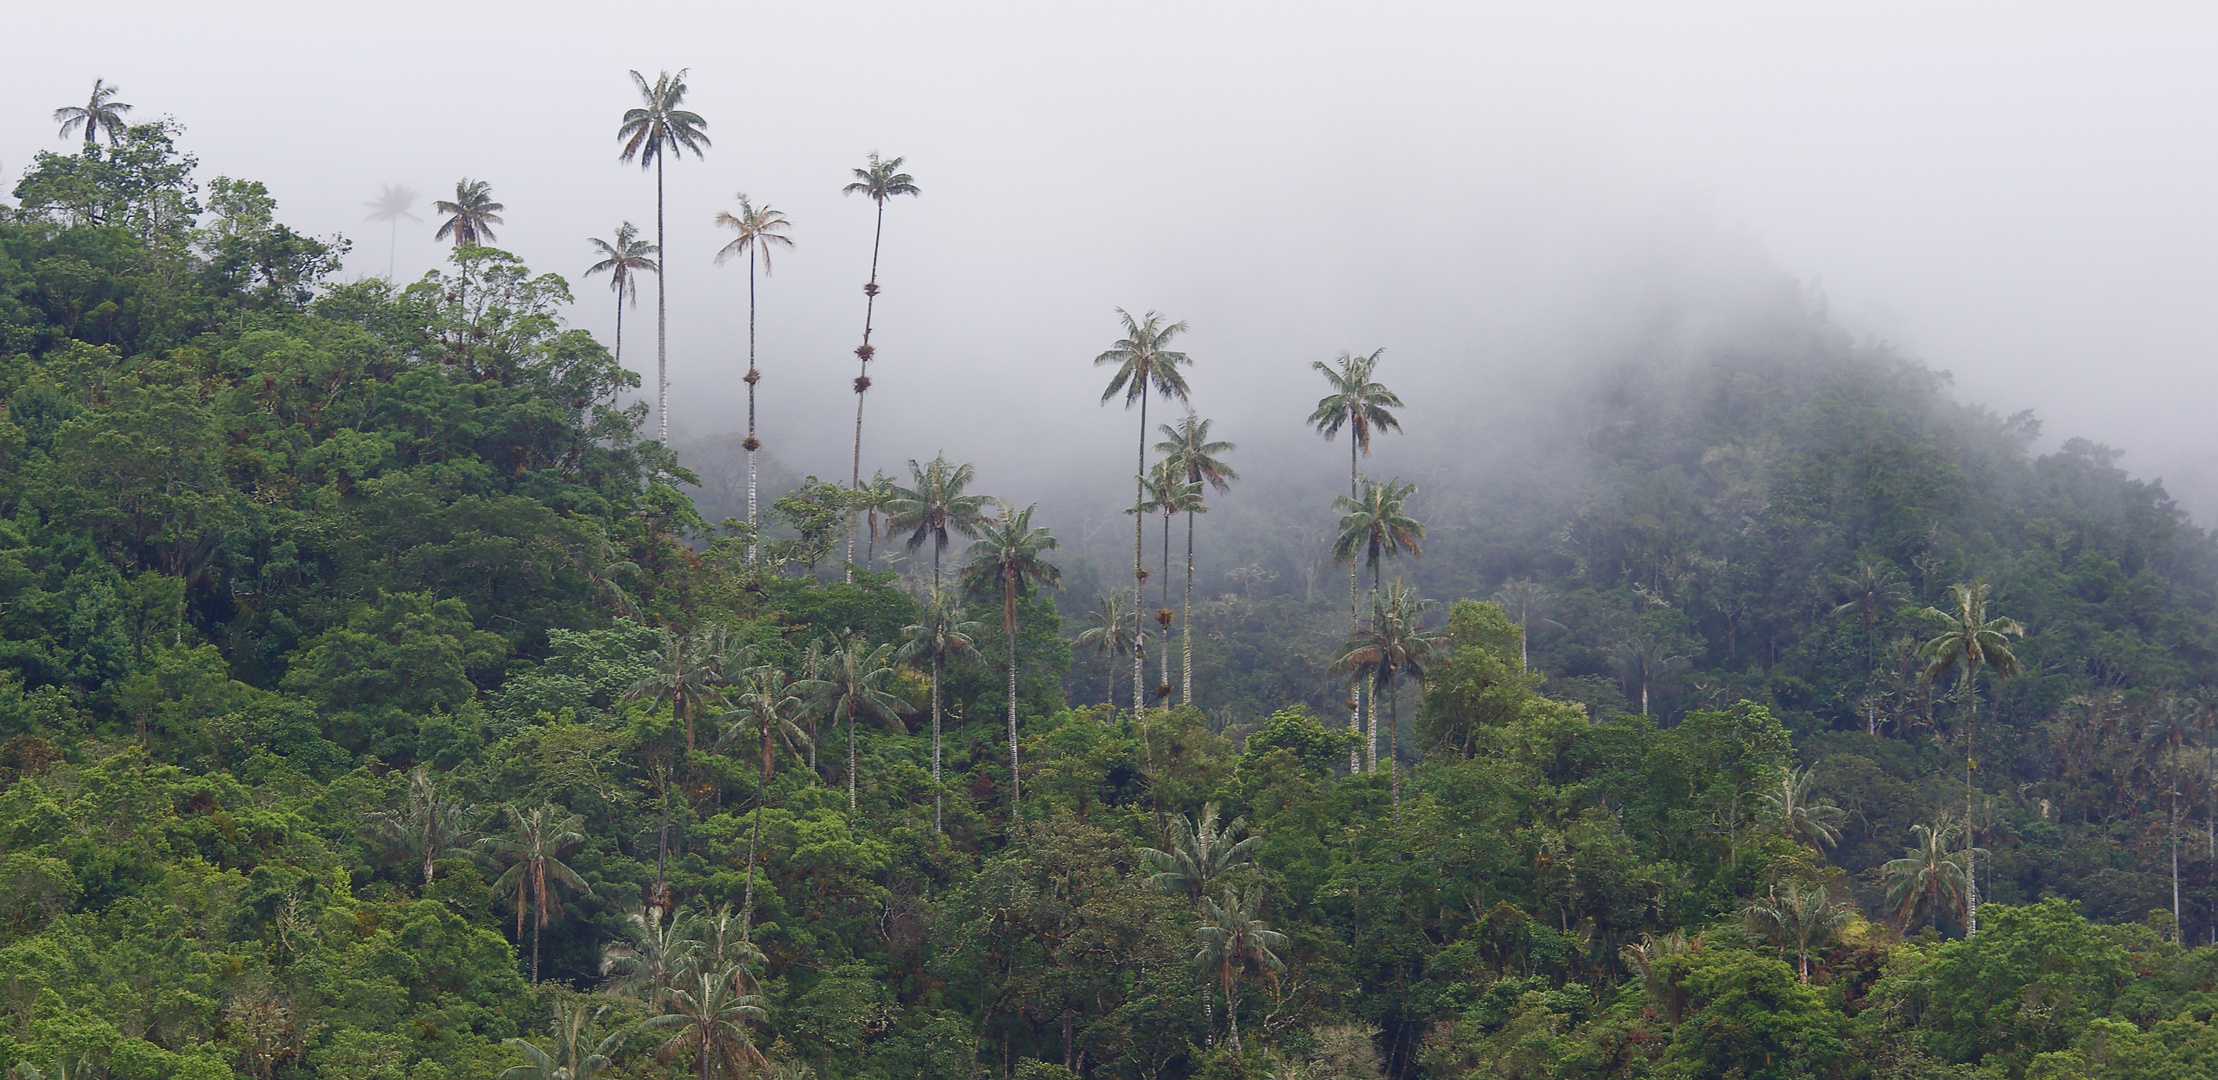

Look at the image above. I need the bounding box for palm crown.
[1097,309,1195,409]
[1918,580,2024,701]
[1309,349,1404,456]
[54,79,131,145]
[1156,414,1238,492]
[842,153,920,205]
[618,69,710,168]
[434,179,505,247]
[587,222,659,306]
[363,183,421,227]
[1331,478,1423,577]
[885,454,990,587]
[713,196,793,273]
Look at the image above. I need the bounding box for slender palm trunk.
[1349,441,1362,772]
[656,158,668,445]
[531,870,544,983]
[1160,513,1172,698]
[745,253,759,564]
[388,218,399,281]
[742,734,768,940]
[1389,677,1401,820]
[1226,977,1241,1053]
[1519,617,1529,672]
[1965,685,1979,935]
[1007,618,1022,820]
[1367,561,1382,774]
[932,654,944,833]
[1134,395,1149,713]
[614,287,626,369]
[2172,789,2183,942]
[1183,509,1195,706]
[848,707,858,812]
[848,200,887,582]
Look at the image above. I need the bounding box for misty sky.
[7,3,2217,520]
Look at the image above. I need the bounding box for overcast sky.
[7,2,2217,521]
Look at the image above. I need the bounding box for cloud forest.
[8,73,2218,1080]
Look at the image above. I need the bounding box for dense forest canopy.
[6,95,2218,1080]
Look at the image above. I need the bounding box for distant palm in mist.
[363,184,420,280]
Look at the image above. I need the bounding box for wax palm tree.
[856,470,899,572]
[1491,579,1564,672]
[959,502,1062,818]
[1157,414,1236,706]
[1834,560,1910,669]
[1760,766,1846,850]
[433,179,504,247]
[53,79,131,145]
[2142,695,2208,941]
[1331,477,1423,765]
[1138,802,1259,909]
[1741,881,1850,983]
[363,184,421,281]
[900,592,982,834]
[481,804,593,983]
[713,195,793,557]
[1337,581,1446,810]
[359,765,481,886]
[884,454,989,594]
[1194,886,1287,1053]
[1130,460,1198,701]
[1618,929,1701,1029]
[600,905,701,1002]
[1606,636,1690,718]
[713,667,810,937]
[1073,593,1136,709]
[641,967,768,1080]
[840,153,921,575]
[1097,310,1194,710]
[1882,820,1976,933]
[500,1000,629,1080]
[1310,349,1404,670]
[617,68,711,445]
[1918,580,2024,934]
[585,222,659,371]
[799,640,904,813]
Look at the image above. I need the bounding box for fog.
[7,3,2217,529]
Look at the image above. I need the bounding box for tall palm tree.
[641,968,768,1080]
[359,766,480,886]
[481,804,593,983]
[900,593,982,834]
[1309,349,1405,725]
[1138,802,1259,909]
[714,669,811,940]
[1835,560,1910,669]
[600,906,701,1003]
[2142,696,2207,942]
[1881,820,1975,934]
[959,502,1062,819]
[1337,581,1445,811]
[363,184,421,281]
[1740,882,1849,984]
[433,179,504,247]
[856,471,899,573]
[713,195,793,559]
[1490,580,1562,672]
[1330,477,1423,768]
[1607,636,1691,718]
[1073,593,1136,709]
[1131,460,1198,702]
[714,668,810,937]
[883,454,989,595]
[53,79,131,145]
[500,1000,629,1080]
[586,222,659,372]
[840,153,921,576]
[617,69,711,446]
[1098,310,1194,710]
[1760,766,1846,850]
[1156,414,1237,706]
[799,640,904,813]
[1918,580,2024,934]
[1193,886,1287,1053]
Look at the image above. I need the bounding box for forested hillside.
[8,115,2218,1080]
